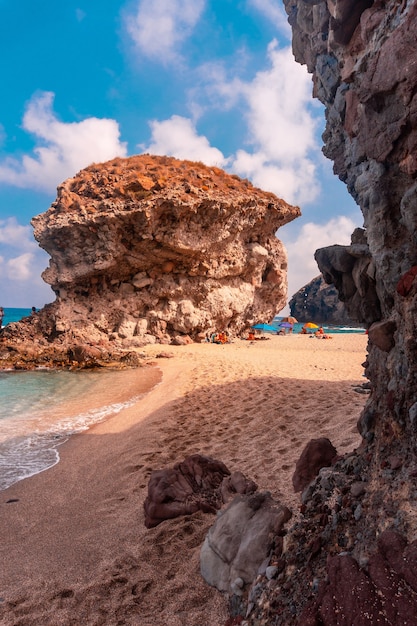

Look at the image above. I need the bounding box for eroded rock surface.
[289,274,357,325]
[143,454,257,529]
[292,437,338,494]
[300,530,417,625]
[200,492,291,595]
[0,155,299,368]
[237,2,417,624]
[314,227,381,325]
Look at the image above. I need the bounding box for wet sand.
[0,333,368,625]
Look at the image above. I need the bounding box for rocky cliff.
[0,155,299,367]
[238,1,417,624]
[315,227,381,324]
[289,274,355,325]
[288,0,417,453]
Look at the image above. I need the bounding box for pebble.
[265,566,278,580]
[231,577,245,596]
[351,481,367,497]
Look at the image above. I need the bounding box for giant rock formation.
[0,155,299,368]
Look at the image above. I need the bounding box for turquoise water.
[272,318,366,334]
[1,307,32,327]
[0,308,161,492]
[0,367,161,492]
[0,308,364,492]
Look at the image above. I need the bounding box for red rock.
[403,540,417,593]
[396,266,417,297]
[143,454,257,529]
[300,531,417,625]
[292,437,337,493]
[318,555,388,625]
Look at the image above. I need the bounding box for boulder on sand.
[143,454,257,528]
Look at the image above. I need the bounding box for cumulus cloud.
[141,40,321,204]
[125,0,205,64]
[247,0,291,36]
[0,218,34,248]
[142,115,227,166]
[6,253,34,281]
[185,40,321,205]
[0,217,52,306]
[227,41,320,205]
[0,91,127,194]
[282,216,357,305]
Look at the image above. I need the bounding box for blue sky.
[0,0,362,310]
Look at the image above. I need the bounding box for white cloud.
[233,150,318,205]
[0,263,52,307]
[227,41,320,205]
[186,40,321,205]
[125,0,205,64]
[283,216,357,304]
[244,42,317,161]
[0,218,34,248]
[247,0,291,37]
[142,115,227,166]
[6,252,34,281]
[0,91,127,194]
[188,62,244,114]
[0,217,53,306]
[141,41,322,204]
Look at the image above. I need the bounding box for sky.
[0,0,362,312]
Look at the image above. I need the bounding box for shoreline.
[0,334,368,625]
[0,364,163,492]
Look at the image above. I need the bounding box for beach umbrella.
[303,322,319,329]
[282,316,298,324]
[279,322,293,328]
[251,323,277,333]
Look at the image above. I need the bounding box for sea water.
[0,308,363,492]
[0,308,161,491]
[273,317,366,334]
[0,367,161,492]
[1,307,32,327]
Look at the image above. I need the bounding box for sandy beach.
[0,333,368,626]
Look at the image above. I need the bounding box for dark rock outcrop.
[292,437,338,493]
[300,530,417,625]
[143,454,257,529]
[314,228,381,325]
[289,274,356,325]
[238,2,417,624]
[0,155,300,369]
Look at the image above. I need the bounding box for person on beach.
[31,306,37,315]
[218,331,229,344]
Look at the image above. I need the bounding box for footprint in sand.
[125,463,144,474]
